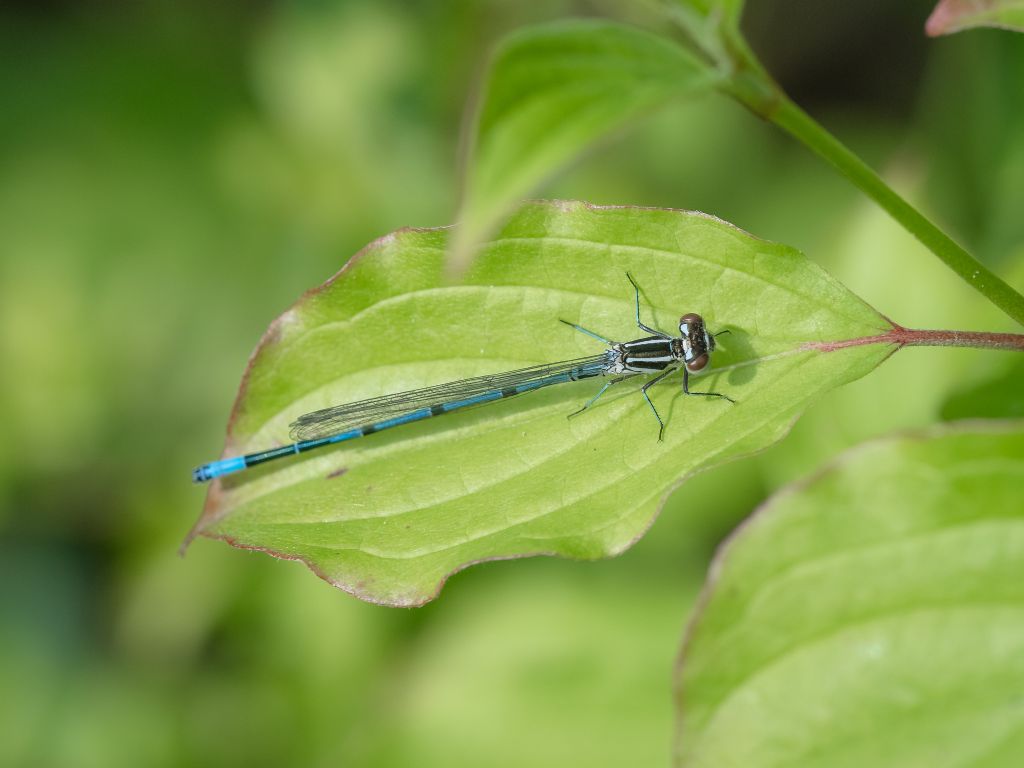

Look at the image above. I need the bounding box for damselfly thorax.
[609,313,716,375]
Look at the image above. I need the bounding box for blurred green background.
[2,1,1022,766]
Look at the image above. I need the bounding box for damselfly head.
[680,312,712,345]
[679,312,715,372]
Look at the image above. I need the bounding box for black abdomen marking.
[622,337,675,372]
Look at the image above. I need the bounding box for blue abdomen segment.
[192,456,247,483]
[191,428,368,484]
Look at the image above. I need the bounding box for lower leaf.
[676,420,1024,767]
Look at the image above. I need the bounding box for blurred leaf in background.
[1,0,1022,766]
[677,421,1024,767]
[927,0,1024,36]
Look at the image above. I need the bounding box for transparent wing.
[289,355,612,441]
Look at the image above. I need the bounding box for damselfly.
[192,274,733,483]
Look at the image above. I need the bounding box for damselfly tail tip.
[192,455,247,484]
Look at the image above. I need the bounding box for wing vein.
[289,355,612,441]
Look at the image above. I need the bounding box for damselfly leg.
[567,376,630,419]
[626,272,672,339]
[640,367,677,441]
[558,318,614,346]
[682,367,736,403]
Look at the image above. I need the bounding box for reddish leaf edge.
[926,0,1024,36]
[195,406,814,607]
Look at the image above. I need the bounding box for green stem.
[714,38,1024,328]
[769,96,1024,327]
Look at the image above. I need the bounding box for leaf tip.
[924,0,1024,36]
[925,0,959,36]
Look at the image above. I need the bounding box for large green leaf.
[188,201,892,606]
[451,20,715,270]
[676,421,1024,767]
[927,0,1024,36]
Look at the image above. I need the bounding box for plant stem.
[766,96,1024,327]
[803,325,1024,354]
[672,11,1024,323]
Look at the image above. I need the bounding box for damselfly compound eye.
[685,353,709,373]
[679,313,703,337]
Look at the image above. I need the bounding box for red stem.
[802,324,1024,353]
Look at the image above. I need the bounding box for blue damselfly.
[192,274,733,483]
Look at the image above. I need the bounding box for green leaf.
[665,0,745,29]
[189,201,892,606]
[926,0,1024,36]
[451,20,715,271]
[676,421,1024,767]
